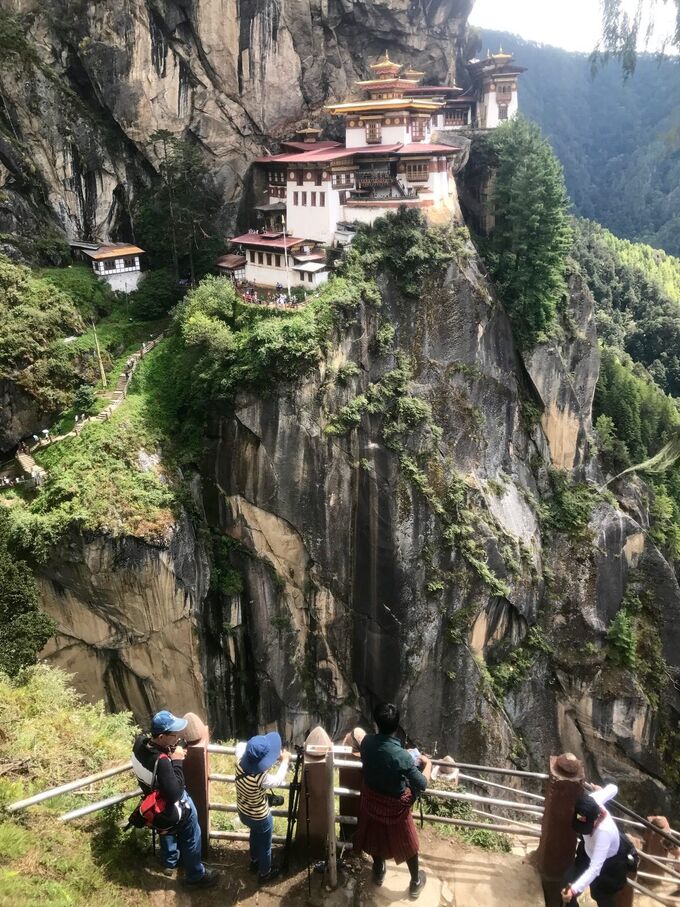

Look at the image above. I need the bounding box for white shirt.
[234,741,289,788]
[572,784,621,895]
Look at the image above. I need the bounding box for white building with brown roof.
[84,243,145,293]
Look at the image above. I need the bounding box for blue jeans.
[160,796,206,882]
[239,811,273,876]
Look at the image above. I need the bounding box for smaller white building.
[84,243,145,293]
[229,231,330,289]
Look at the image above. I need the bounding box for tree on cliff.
[135,131,222,284]
[480,117,572,348]
[0,510,55,676]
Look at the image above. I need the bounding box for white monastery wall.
[100,270,144,293]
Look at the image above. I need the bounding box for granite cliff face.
[38,513,208,717]
[0,0,473,242]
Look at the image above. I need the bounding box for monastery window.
[366,121,382,144]
[315,171,322,186]
[410,119,426,141]
[311,192,316,206]
[103,259,116,271]
[275,255,281,267]
[498,105,508,120]
[497,83,512,96]
[445,109,467,126]
[293,191,299,205]
[301,192,307,206]
[405,161,428,182]
[250,251,256,263]
[266,253,272,265]
[258,252,264,265]
[319,192,325,207]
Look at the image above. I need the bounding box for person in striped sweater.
[235,732,291,883]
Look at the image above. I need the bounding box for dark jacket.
[131,734,188,828]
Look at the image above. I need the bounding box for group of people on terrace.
[130,702,640,904]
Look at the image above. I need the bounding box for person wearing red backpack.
[131,710,219,888]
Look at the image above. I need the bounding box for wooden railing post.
[295,726,334,860]
[537,753,584,906]
[182,713,210,858]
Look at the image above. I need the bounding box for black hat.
[572,795,601,836]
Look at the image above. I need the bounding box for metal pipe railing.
[333,786,360,797]
[7,762,133,812]
[59,789,140,822]
[641,851,680,883]
[637,870,680,884]
[417,813,542,838]
[209,830,287,844]
[458,771,545,802]
[469,806,541,832]
[424,788,544,815]
[629,878,680,905]
[433,760,548,780]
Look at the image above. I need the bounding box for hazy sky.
[469,0,678,53]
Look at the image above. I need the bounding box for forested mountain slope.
[479,29,680,255]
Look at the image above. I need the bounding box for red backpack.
[127,753,178,832]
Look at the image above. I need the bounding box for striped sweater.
[234,741,289,820]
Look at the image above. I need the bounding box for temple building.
[227,49,524,289]
[405,49,526,130]
[83,243,145,292]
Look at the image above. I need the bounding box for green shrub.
[353,208,469,297]
[72,383,97,414]
[40,265,115,319]
[606,609,638,670]
[0,511,55,676]
[129,269,182,320]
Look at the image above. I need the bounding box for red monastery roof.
[257,144,404,164]
[280,140,342,152]
[230,232,305,250]
[397,143,460,154]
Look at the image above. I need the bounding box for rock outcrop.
[38,513,208,717]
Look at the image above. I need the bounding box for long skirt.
[353,784,419,865]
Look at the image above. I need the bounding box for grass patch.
[422,782,511,852]
[4,363,179,560]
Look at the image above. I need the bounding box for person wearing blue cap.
[131,709,219,888]
[235,732,291,883]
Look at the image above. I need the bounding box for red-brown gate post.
[182,712,210,858]
[537,753,584,906]
[295,726,333,860]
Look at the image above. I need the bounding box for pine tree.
[135,131,222,283]
[482,117,573,348]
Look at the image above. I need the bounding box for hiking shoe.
[372,861,387,886]
[409,870,426,900]
[248,858,259,873]
[258,866,281,885]
[183,868,219,888]
[161,866,178,877]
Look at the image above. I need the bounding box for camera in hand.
[267,792,285,807]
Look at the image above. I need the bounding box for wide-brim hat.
[240,731,281,775]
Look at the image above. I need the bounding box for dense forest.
[479,29,680,255]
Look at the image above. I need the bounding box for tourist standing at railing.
[353,702,432,901]
[131,710,219,888]
[561,784,638,906]
[235,732,291,884]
